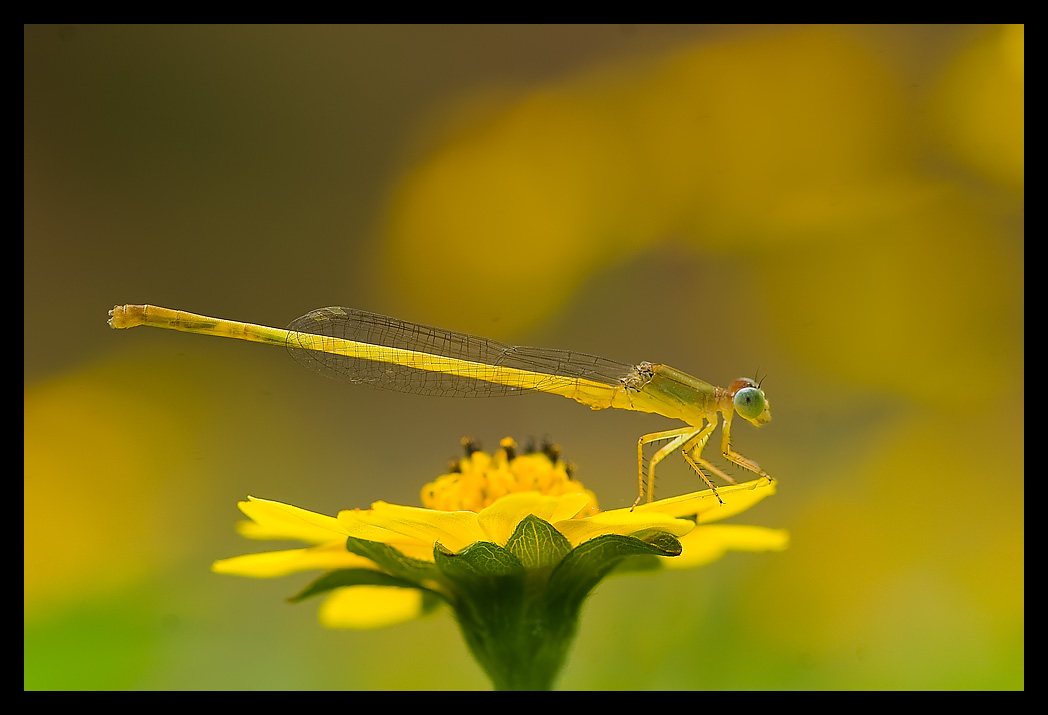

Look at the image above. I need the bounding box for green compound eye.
[734,387,766,421]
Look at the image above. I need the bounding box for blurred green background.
[24,24,1023,690]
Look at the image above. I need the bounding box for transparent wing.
[285,307,635,397]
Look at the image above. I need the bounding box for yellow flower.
[213,438,785,630]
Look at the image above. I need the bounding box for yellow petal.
[554,510,694,548]
[236,496,348,544]
[340,501,487,553]
[477,492,593,545]
[317,586,426,629]
[665,524,790,569]
[632,477,776,522]
[547,492,597,522]
[211,542,376,578]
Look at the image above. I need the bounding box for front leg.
[720,412,772,480]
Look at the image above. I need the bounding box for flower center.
[421,437,599,514]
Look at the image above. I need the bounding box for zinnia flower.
[213,438,786,690]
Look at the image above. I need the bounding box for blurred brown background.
[25,25,1023,689]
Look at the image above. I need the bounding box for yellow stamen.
[421,438,599,515]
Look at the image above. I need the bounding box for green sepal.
[287,568,429,603]
[433,540,526,596]
[635,529,684,556]
[545,532,682,622]
[345,535,442,583]
[505,513,572,569]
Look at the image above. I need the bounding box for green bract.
[290,515,681,691]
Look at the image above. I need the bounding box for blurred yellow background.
[24,24,1023,690]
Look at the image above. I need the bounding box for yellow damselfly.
[108,304,773,506]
